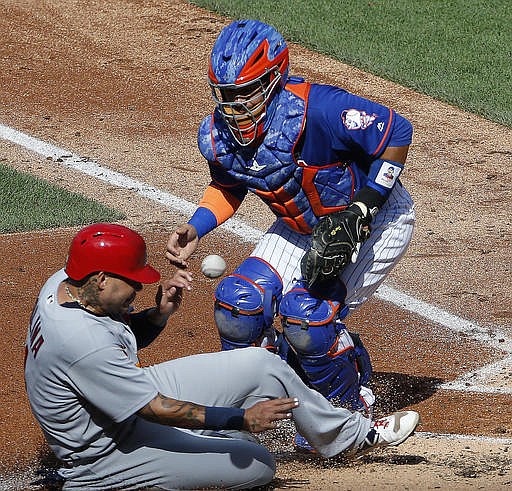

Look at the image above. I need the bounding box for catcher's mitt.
[301,203,372,287]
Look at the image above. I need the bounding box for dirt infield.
[0,1,510,489]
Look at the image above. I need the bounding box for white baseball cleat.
[349,410,420,458]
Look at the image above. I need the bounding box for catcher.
[166,20,415,449]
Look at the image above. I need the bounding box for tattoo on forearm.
[142,401,160,423]
[155,394,203,427]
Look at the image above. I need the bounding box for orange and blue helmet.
[208,20,289,146]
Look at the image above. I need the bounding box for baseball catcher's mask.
[65,223,160,284]
[208,19,289,145]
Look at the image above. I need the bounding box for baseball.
[201,254,227,278]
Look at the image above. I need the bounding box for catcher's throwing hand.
[166,224,199,268]
[243,397,299,433]
[301,202,373,287]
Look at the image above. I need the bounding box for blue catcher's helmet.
[208,19,289,146]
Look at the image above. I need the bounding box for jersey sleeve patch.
[374,161,402,189]
[341,109,378,130]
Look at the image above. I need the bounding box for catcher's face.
[210,69,281,145]
[221,85,266,121]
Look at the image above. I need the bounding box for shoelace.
[362,428,379,447]
[359,418,391,449]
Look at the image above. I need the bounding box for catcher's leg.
[250,218,310,294]
[279,281,372,412]
[214,257,283,351]
[341,183,415,316]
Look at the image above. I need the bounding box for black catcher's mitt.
[301,203,372,287]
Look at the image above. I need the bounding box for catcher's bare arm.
[166,224,199,268]
[138,393,298,433]
[167,182,246,267]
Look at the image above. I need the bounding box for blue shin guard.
[280,282,371,410]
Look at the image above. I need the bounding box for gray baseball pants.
[61,348,370,490]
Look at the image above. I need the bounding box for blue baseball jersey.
[299,82,412,167]
[192,78,412,235]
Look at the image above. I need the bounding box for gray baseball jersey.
[24,269,157,465]
[25,269,371,490]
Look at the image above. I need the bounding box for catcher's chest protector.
[204,81,358,234]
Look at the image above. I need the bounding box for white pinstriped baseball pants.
[251,183,415,316]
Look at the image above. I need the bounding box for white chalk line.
[376,285,512,395]
[0,123,512,476]
[416,431,512,445]
[1,122,511,398]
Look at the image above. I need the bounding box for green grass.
[190,0,511,127]
[0,162,125,233]
[2,1,508,233]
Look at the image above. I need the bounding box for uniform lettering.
[29,315,45,359]
[31,335,45,358]
[30,318,41,345]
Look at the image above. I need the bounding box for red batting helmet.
[65,223,160,283]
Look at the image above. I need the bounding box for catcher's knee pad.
[214,257,283,351]
[279,282,367,408]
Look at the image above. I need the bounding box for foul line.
[416,431,512,445]
[376,285,512,395]
[1,122,511,396]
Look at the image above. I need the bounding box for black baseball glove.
[301,202,373,288]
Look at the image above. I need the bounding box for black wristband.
[353,185,387,211]
[204,406,245,430]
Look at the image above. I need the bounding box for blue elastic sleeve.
[204,406,245,430]
[188,207,218,239]
[130,309,166,349]
[366,158,404,198]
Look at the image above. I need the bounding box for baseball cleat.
[292,432,316,454]
[349,410,420,458]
